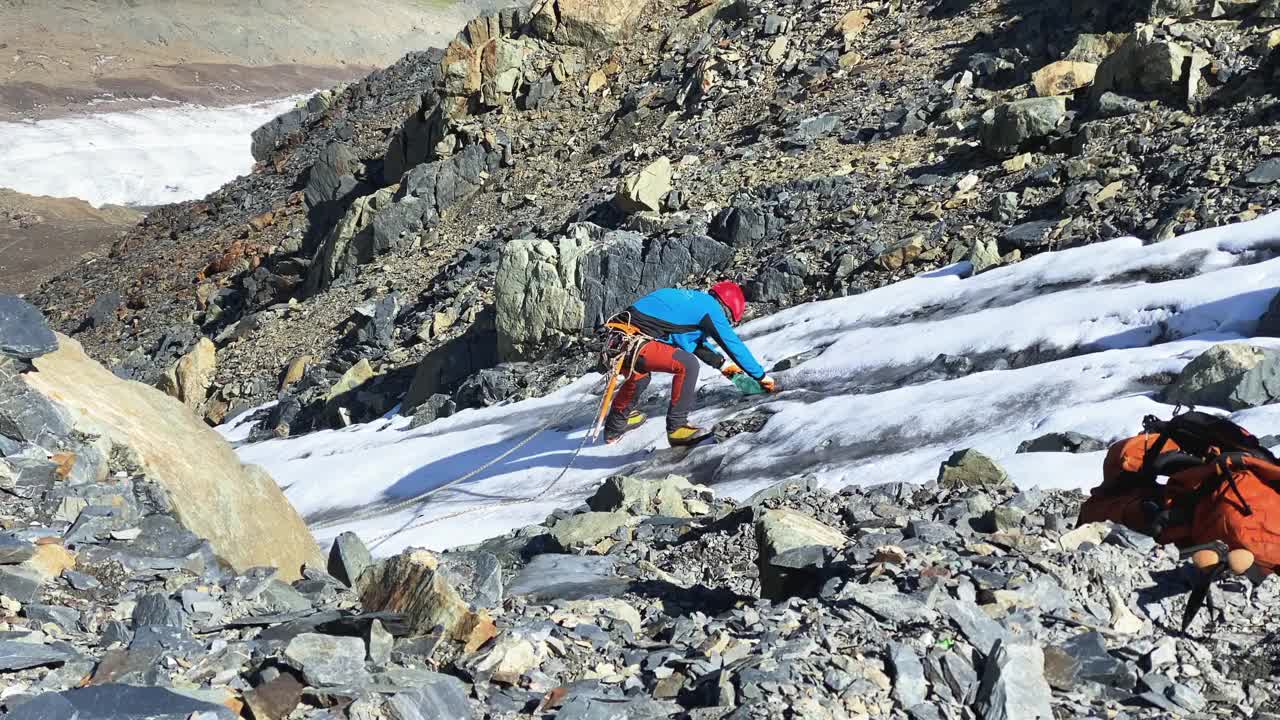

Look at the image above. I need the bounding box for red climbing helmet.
[710,281,747,323]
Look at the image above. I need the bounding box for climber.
[599,281,776,447]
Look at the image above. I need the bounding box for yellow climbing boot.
[605,411,647,444]
[667,425,712,447]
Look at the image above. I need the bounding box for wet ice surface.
[228,212,1280,556]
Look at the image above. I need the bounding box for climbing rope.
[310,381,603,534]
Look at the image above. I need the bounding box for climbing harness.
[589,316,652,441]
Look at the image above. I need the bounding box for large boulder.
[358,549,495,644]
[157,337,217,411]
[938,449,1010,489]
[1031,60,1098,97]
[756,509,847,601]
[20,335,321,579]
[494,223,731,360]
[978,97,1067,157]
[0,295,57,361]
[1091,27,1211,106]
[615,157,673,214]
[1163,342,1280,410]
[532,0,650,47]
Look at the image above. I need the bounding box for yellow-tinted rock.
[1031,60,1098,97]
[26,334,321,580]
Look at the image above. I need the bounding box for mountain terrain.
[6,0,1280,717]
[0,0,501,120]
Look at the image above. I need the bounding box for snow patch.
[229,212,1280,556]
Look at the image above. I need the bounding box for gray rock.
[0,565,43,603]
[889,642,929,708]
[6,684,237,720]
[1096,91,1146,118]
[941,599,1009,653]
[353,294,401,350]
[845,583,938,625]
[979,97,1067,156]
[367,619,393,666]
[454,366,521,408]
[495,223,732,360]
[398,142,497,220]
[1060,631,1136,689]
[0,373,74,448]
[1246,158,1280,186]
[551,512,631,550]
[1016,431,1107,454]
[24,604,81,631]
[1091,28,1210,106]
[284,633,369,687]
[1003,220,1059,252]
[0,535,36,564]
[63,570,101,591]
[304,141,361,210]
[938,449,1010,489]
[408,394,457,429]
[0,295,58,360]
[554,694,679,720]
[0,640,78,672]
[1163,342,1280,410]
[385,675,476,720]
[262,581,313,614]
[976,642,1054,720]
[507,555,628,600]
[990,192,1020,223]
[756,509,847,600]
[328,531,373,588]
[86,291,122,330]
[710,205,768,247]
[437,551,503,608]
[131,593,183,629]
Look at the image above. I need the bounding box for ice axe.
[1181,541,1258,631]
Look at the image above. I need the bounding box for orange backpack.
[1078,412,1280,574]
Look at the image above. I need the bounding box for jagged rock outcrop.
[1091,26,1212,106]
[20,334,321,578]
[494,223,732,359]
[531,0,650,47]
[358,549,495,645]
[979,97,1068,156]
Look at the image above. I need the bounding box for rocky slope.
[4,294,1279,718]
[0,0,505,120]
[28,0,1280,442]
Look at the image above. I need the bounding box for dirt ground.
[0,0,486,119]
[0,190,141,294]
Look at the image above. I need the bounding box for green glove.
[731,374,765,395]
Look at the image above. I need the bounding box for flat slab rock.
[0,294,57,360]
[0,639,79,672]
[6,684,238,719]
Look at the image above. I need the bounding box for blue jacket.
[624,288,766,379]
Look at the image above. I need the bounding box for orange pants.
[606,341,699,433]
